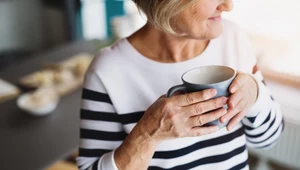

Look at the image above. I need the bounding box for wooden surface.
[260,66,300,89]
[46,161,77,170]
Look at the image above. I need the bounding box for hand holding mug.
[136,89,228,142]
[167,65,236,128]
[220,72,258,131]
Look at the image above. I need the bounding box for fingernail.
[210,89,217,96]
[230,87,237,93]
[227,126,231,131]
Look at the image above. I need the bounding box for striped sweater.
[77,20,283,170]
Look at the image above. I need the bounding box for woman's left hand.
[220,72,258,131]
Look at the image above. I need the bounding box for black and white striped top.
[77,20,283,170]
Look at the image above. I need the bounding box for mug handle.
[167,84,187,97]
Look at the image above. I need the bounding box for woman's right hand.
[137,89,228,142]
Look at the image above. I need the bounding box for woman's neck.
[127,23,209,63]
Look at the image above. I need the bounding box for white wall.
[81,0,107,40]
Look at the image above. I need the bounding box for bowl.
[17,91,60,116]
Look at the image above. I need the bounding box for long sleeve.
[77,71,122,170]
[242,70,284,149]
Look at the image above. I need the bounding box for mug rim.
[181,65,236,86]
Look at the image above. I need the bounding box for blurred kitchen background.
[0,0,299,170]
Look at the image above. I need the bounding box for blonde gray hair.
[133,0,196,35]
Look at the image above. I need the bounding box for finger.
[226,110,247,131]
[173,89,217,106]
[189,126,219,137]
[182,97,228,116]
[159,94,166,99]
[189,108,227,127]
[229,73,246,93]
[227,91,242,109]
[220,99,246,124]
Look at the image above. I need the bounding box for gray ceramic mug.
[167,65,236,128]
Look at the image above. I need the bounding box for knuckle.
[167,112,176,120]
[213,98,220,108]
[185,93,195,104]
[203,91,211,100]
[214,110,220,119]
[238,101,246,110]
[162,100,172,111]
[195,104,204,114]
[198,116,204,126]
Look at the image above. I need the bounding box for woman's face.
[172,0,233,39]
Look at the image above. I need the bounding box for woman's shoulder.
[87,39,128,73]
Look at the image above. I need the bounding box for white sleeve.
[233,26,284,149]
[77,71,121,170]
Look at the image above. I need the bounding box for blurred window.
[224,0,300,87]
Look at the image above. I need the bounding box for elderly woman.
[77,0,283,169]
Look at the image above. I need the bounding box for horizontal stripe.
[247,121,283,144]
[81,109,144,124]
[80,139,122,150]
[80,109,119,122]
[119,111,144,124]
[79,148,111,157]
[191,147,248,170]
[244,110,274,135]
[247,123,283,148]
[246,111,282,143]
[243,110,271,130]
[80,119,123,132]
[149,145,246,170]
[255,134,281,149]
[122,124,243,152]
[245,113,276,138]
[153,127,244,159]
[80,129,127,141]
[243,108,271,127]
[228,160,248,170]
[82,88,112,104]
[81,99,115,112]
[150,133,246,169]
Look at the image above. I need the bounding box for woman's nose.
[217,0,233,12]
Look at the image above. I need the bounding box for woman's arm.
[219,69,284,149]
[114,123,159,170]
[77,71,123,170]
[242,70,284,148]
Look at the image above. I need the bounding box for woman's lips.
[208,16,222,21]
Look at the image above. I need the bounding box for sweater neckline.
[117,37,216,72]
